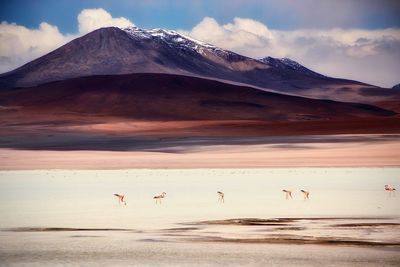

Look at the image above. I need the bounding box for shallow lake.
[0,168,399,229]
[1,168,399,266]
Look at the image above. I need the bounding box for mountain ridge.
[1,26,398,105]
[0,28,362,85]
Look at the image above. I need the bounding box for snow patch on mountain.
[258,56,325,78]
[122,26,249,61]
[123,27,325,78]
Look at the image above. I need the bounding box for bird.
[300,190,310,200]
[217,191,225,203]
[153,192,166,204]
[282,190,293,199]
[385,185,396,197]
[114,194,126,205]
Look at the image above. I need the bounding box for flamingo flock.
[113,183,396,206]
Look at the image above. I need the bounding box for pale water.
[0,168,399,266]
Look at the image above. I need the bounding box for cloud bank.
[0,9,399,87]
[183,17,400,87]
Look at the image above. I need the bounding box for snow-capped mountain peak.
[258,56,325,78]
[122,26,246,61]
[123,27,325,78]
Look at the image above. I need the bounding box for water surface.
[0,168,399,266]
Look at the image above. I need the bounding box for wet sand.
[5,217,399,247]
[178,217,400,247]
[1,217,400,267]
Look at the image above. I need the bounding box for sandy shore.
[1,134,399,170]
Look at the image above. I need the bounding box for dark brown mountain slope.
[0,73,395,122]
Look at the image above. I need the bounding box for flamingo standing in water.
[282,190,293,199]
[154,192,166,204]
[300,190,310,200]
[114,194,126,205]
[385,185,396,197]
[217,191,225,203]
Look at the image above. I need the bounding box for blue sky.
[0,0,399,87]
[1,0,400,33]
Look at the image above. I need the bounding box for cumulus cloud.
[0,22,74,73]
[77,8,134,34]
[0,8,134,73]
[183,17,400,87]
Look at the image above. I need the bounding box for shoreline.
[3,217,400,247]
[1,141,399,170]
[1,132,399,170]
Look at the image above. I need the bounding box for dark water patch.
[163,227,201,232]
[186,235,400,247]
[253,227,307,232]
[194,218,295,226]
[191,217,390,226]
[69,235,103,238]
[137,238,171,243]
[4,227,132,232]
[277,217,392,221]
[331,223,400,228]
[274,227,307,231]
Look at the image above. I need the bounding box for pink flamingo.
[153,192,166,204]
[217,191,225,203]
[282,190,293,199]
[300,190,310,200]
[114,194,126,205]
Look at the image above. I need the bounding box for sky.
[0,0,399,87]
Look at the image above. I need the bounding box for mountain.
[393,84,400,90]
[2,26,398,105]
[0,26,265,88]
[0,73,394,121]
[258,57,325,78]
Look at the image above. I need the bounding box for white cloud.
[183,17,274,58]
[184,17,400,87]
[0,22,75,73]
[77,8,134,34]
[0,8,134,74]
